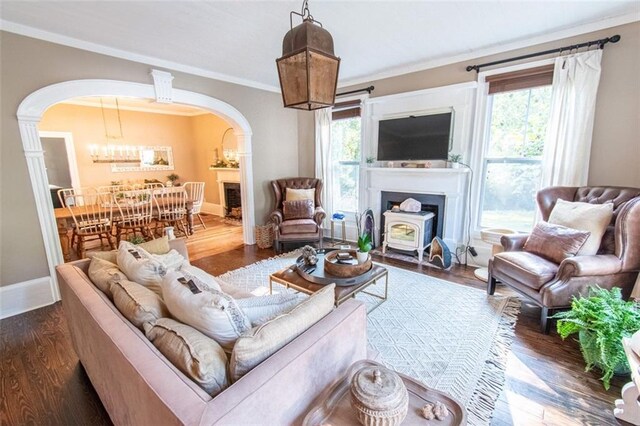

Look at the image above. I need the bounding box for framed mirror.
[111,146,174,172]
[221,128,238,162]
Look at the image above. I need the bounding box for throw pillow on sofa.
[161,271,251,352]
[229,284,335,381]
[90,236,172,266]
[150,249,185,271]
[144,318,229,396]
[179,265,222,292]
[523,221,591,264]
[88,257,127,299]
[283,199,315,220]
[236,293,303,326]
[548,199,613,255]
[117,241,167,297]
[111,279,169,330]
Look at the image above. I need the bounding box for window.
[479,66,553,231]
[331,101,362,213]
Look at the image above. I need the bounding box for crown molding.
[337,11,640,89]
[0,20,281,94]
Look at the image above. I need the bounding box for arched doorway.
[18,78,256,300]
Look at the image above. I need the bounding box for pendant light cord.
[100,97,124,139]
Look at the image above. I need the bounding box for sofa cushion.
[236,293,302,326]
[88,257,127,299]
[161,271,251,352]
[117,241,167,297]
[280,219,318,235]
[493,252,558,291]
[111,279,169,330]
[285,187,315,202]
[138,236,171,255]
[283,199,314,220]
[229,284,335,381]
[548,199,614,255]
[523,222,590,264]
[89,250,118,264]
[144,318,229,396]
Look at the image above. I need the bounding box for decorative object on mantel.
[428,236,452,270]
[219,254,518,425]
[366,156,376,165]
[350,365,409,426]
[301,245,318,266]
[166,173,179,187]
[399,198,421,213]
[89,98,139,164]
[553,286,640,390]
[276,0,340,110]
[447,153,463,169]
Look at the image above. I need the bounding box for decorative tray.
[303,360,467,426]
[296,249,375,287]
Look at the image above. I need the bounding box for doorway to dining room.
[18,77,256,298]
[38,96,246,263]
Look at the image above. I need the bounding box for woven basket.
[255,224,274,249]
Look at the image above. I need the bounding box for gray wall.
[0,31,300,286]
[298,21,640,188]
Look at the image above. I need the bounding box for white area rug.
[217,251,520,425]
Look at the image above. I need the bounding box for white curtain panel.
[314,107,333,226]
[541,49,603,187]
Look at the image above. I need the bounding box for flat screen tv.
[377,112,453,161]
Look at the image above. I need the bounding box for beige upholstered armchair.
[488,186,640,333]
[269,178,326,253]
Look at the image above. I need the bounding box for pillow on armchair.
[523,221,591,264]
[286,188,315,201]
[548,199,613,255]
[283,199,314,220]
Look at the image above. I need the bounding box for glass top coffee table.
[269,252,388,312]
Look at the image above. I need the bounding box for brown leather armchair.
[488,186,640,333]
[269,178,326,253]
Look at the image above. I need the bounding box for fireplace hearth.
[223,182,242,219]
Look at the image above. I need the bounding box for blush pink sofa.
[55,240,367,425]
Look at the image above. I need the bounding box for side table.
[330,218,347,246]
[474,228,517,282]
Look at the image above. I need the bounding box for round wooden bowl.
[324,250,372,278]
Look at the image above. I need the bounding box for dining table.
[54,195,194,262]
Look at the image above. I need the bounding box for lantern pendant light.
[276,0,340,110]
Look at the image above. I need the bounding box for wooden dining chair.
[57,187,97,249]
[152,187,189,238]
[183,182,206,229]
[114,189,154,244]
[64,190,116,259]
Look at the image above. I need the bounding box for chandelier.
[89,98,139,163]
[276,0,340,110]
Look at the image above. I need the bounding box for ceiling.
[62,97,208,116]
[1,1,638,91]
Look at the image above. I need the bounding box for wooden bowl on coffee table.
[324,250,372,278]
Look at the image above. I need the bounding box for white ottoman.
[474,228,518,282]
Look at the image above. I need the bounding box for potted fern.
[553,286,640,389]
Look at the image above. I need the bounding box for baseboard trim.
[201,202,224,217]
[0,276,57,319]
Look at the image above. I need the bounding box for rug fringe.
[465,296,521,425]
[216,249,300,279]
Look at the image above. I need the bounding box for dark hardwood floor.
[1,217,626,425]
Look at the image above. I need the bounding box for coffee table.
[269,262,388,312]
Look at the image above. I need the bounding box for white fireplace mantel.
[366,167,470,251]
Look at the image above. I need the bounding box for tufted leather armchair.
[269,178,326,253]
[488,186,640,333]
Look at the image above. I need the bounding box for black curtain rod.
[466,35,621,73]
[336,86,375,97]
